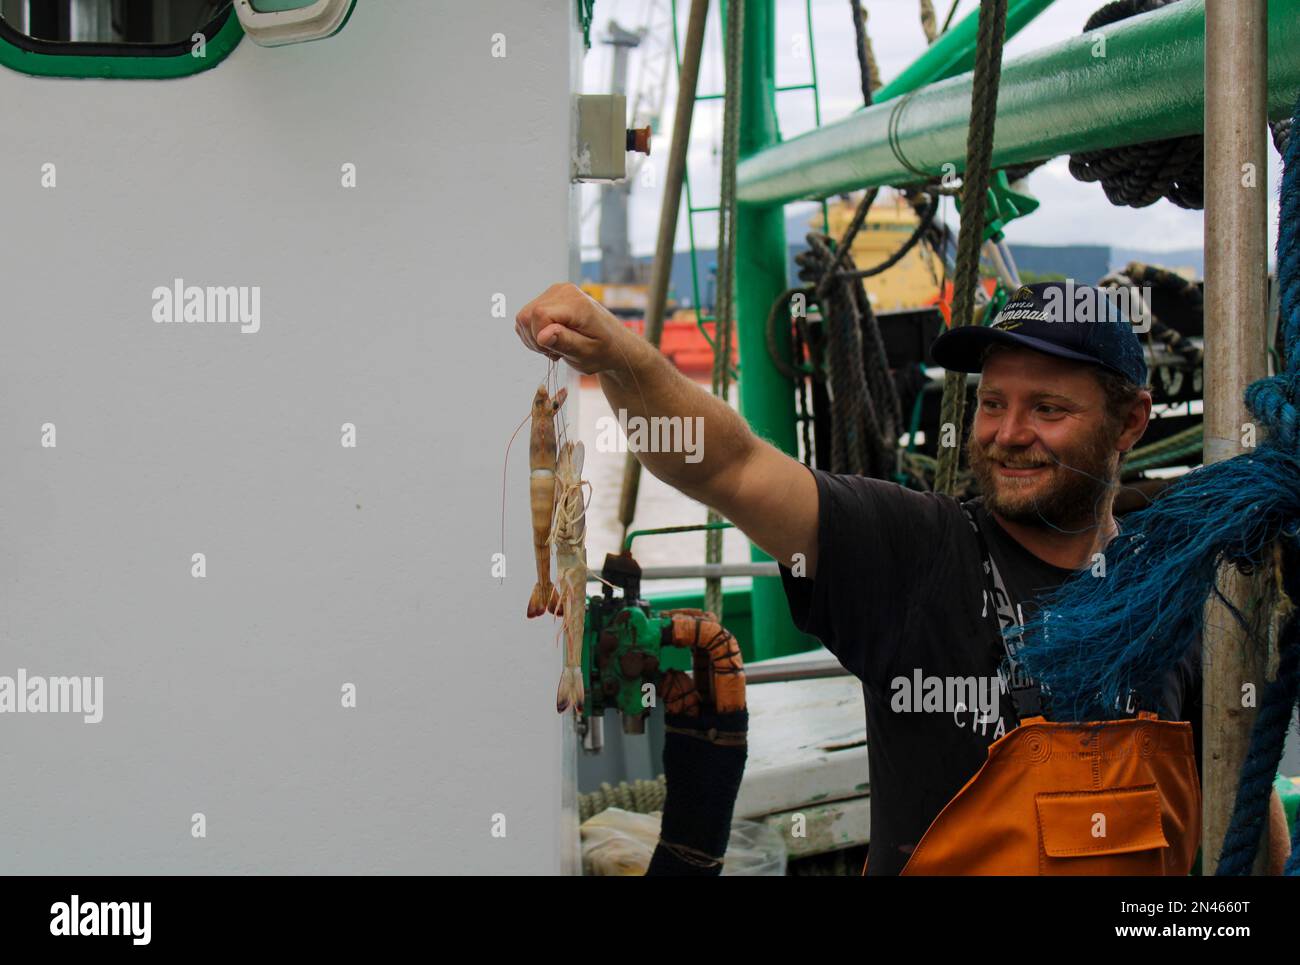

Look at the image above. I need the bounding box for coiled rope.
[1003,0,1288,207]
[579,776,668,823]
[1067,0,1203,208]
[1068,0,1291,209]
[795,205,905,477]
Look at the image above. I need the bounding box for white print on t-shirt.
[957,700,1007,740]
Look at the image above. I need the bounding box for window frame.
[0,4,242,79]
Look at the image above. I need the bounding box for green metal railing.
[624,521,734,553]
[669,0,830,374]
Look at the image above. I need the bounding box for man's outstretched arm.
[515,283,819,575]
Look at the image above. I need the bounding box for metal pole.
[1202,0,1271,874]
[744,658,851,684]
[996,239,1022,288]
[983,239,1020,291]
[616,0,709,544]
[594,561,780,580]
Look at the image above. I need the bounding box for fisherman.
[514,280,1291,876]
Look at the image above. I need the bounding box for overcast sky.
[578,0,1284,262]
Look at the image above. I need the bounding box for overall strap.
[961,502,1045,722]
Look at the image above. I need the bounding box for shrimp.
[527,383,566,618]
[550,440,588,714]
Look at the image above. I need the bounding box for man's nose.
[994,405,1037,449]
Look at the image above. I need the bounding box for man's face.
[965,347,1141,531]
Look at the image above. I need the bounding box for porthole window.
[0,0,242,78]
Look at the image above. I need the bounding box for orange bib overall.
[897,711,1200,874]
[884,504,1202,875]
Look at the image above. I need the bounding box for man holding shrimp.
[514,280,1291,876]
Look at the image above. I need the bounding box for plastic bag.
[580,807,787,876]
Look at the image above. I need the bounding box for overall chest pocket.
[1035,785,1170,875]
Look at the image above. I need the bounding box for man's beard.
[966,423,1120,531]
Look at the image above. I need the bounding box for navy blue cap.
[929,281,1148,386]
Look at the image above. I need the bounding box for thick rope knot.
[1245,372,1300,452]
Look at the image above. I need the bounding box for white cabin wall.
[0,0,581,873]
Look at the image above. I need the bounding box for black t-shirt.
[778,466,1202,876]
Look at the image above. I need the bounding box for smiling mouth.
[997,462,1049,477]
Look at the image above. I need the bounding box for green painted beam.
[871,0,1056,104]
[734,0,817,661]
[737,0,1300,205]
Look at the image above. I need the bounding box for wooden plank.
[734,663,870,819]
[762,797,872,858]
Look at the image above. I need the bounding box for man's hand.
[515,283,643,377]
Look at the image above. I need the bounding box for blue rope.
[1011,92,1300,873]
[1216,606,1300,874]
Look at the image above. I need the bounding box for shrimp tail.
[556,667,585,714]
[528,577,553,619]
[527,471,556,618]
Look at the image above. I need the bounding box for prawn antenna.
[609,331,653,428]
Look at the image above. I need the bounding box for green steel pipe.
[871,0,1056,104]
[734,0,814,661]
[624,521,733,553]
[737,0,1300,205]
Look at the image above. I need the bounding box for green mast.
[734,0,810,660]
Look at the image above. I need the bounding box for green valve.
[581,552,695,733]
[954,169,1041,245]
[588,605,691,724]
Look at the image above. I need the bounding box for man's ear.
[1118,389,1153,451]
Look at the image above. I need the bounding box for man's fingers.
[537,323,596,362]
[515,318,541,353]
[523,293,599,343]
[517,318,567,362]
